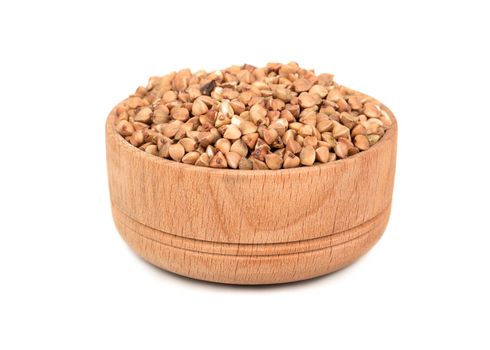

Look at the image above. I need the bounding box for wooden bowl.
[106,97,397,285]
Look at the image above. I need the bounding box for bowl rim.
[106,97,397,177]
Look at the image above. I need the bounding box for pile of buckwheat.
[114,62,392,170]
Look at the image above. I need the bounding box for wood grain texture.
[106,96,397,284]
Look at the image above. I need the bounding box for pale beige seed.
[265,153,283,170]
[334,142,349,159]
[210,137,228,153]
[315,146,330,163]
[250,104,267,125]
[153,105,170,124]
[351,124,367,137]
[223,124,242,140]
[116,120,135,136]
[134,107,152,123]
[219,100,234,118]
[181,151,200,164]
[230,139,248,157]
[332,123,351,139]
[368,134,381,146]
[171,107,189,122]
[317,117,333,133]
[303,136,318,148]
[250,157,268,170]
[158,142,170,158]
[300,145,316,166]
[145,144,158,156]
[191,98,208,116]
[225,151,242,169]
[195,153,210,167]
[329,152,337,162]
[162,90,177,104]
[197,132,215,147]
[129,130,144,147]
[326,89,342,102]
[206,145,216,158]
[160,123,180,138]
[283,151,301,169]
[348,95,362,110]
[286,139,302,154]
[239,120,258,135]
[298,92,317,108]
[263,128,278,145]
[179,137,198,152]
[242,132,259,149]
[238,157,253,170]
[354,134,370,151]
[209,151,228,168]
[293,78,313,92]
[273,86,291,102]
[169,143,185,162]
[364,102,380,118]
[309,84,328,98]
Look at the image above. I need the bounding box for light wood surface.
[106,97,397,284]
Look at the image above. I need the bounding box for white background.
[1,1,489,349]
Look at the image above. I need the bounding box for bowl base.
[112,205,390,285]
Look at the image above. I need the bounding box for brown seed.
[181,151,200,164]
[315,146,330,163]
[329,152,337,162]
[283,151,301,169]
[158,142,170,158]
[169,143,185,162]
[191,98,208,116]
[354,134,370,151]
[195,153,210,167]
[171,107,189,122]
[209,151,228,168]
[265,153,283,170]
[116,120,135,136]
[364,102,380,118]
[223,124,242,140]
[300,145,316,166]
[225,151,242,169]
